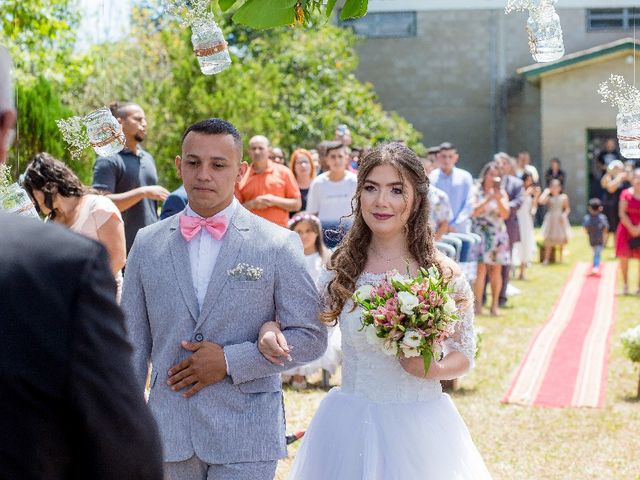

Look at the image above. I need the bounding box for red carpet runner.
[503,262,617,408]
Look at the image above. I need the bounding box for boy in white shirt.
[306,141,357,248]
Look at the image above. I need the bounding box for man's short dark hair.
[109,101,139,119]
[181,118,243,153]
[588,198,602,210]
[325,140,344,155]
[439,142,456,152]
[427,146,440,155]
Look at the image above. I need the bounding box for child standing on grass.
[284,214,341,389]
[539,178,572,264]
[583,198,609,275]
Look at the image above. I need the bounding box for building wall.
[540,55,635,221]
[351,6,632,177]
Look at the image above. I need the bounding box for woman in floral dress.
[471,161,511,316]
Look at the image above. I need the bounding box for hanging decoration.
[598,74,640,159]
[168,0,231,75]
[506,0,565,63]
[0,164,39,219]
[56,107,126,160]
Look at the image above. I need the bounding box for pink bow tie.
[179,213,229,242]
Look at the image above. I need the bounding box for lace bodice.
[321,270,476,403]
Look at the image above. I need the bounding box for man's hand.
[143,185,170,202]
[167,340,227,398]
[258,321,292,366]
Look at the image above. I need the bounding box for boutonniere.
[228,263,264,281]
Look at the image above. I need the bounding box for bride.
[259,142,492,479]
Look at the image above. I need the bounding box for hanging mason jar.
[191,17,231,75]
[616,111,640,159]
[1,183,40,219]
[526,1,564,63]
[84,107,126,157]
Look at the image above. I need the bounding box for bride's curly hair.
[321,142,445,324]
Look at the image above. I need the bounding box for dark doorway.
[587,129,619,200]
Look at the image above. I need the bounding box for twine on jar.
[617,134,640,141]
[90,125,125,149]
[194,42,228,57]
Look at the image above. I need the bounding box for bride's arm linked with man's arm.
[223,231,328,384]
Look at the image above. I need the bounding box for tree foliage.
[68,7,423,189]
[4,1,421,188]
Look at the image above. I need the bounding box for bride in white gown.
[259,143,492,479]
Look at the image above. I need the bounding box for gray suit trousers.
[164,455,277,480]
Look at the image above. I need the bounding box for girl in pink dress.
[615,169,640,295]
[23,153,126,302]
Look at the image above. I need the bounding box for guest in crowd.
[493,153,524,306]
[615,168,640,295]
[92,101,169,253]
[512,172,539,280]
[429,142,474,233]
[471,161,511,316]
[544,157,565,188]
[334,123,352,146]
[270,146,286,165]
[0,46,15,163]
[592,138,622,200]
[23,152,126,302]
[516,151,539,184]
[289,148,315,214]
[539,179,572,264]
[309,148,321,175]
[283,214,340,389]
[420,155,453,240]
[306,141,357,248]
[427,146,440,168]
[160,184,188,220]
[236,134,301,228]
[600,160,631,247]
[583,198,609,276]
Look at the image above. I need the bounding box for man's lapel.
[195,206,249,329]
[168,215,199,321]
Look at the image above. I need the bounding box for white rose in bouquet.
[354,284,374,301]
[443,296,457,315]
[381,339,399,356]
[398,291,419,315]
[402,329,422,348]
[400,344,421,358]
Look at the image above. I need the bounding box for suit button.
[194,333,204,342]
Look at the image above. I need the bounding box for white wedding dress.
[289,271,492,480]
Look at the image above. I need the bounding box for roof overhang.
[517,37,640,83]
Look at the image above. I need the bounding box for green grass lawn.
[276,228,640,480]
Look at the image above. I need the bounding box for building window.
[339,11,416,38]
[587,8,639,31]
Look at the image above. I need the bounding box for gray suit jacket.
[121,205,327,464]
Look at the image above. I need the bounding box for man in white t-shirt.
[306,141,357,248]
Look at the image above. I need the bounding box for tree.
[69,9,423,189]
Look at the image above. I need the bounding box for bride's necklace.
[369,245,408,263]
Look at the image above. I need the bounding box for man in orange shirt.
[236,135,301,227]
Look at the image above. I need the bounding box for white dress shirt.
[184,198,238,312]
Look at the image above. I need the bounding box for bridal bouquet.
[353,267,459,374]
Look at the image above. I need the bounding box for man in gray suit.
[122,118,327,479]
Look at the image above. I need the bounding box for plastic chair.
[440,234,462,262]
[435,241,456,259]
